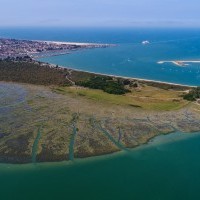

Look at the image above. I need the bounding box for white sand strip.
[33,40,112,46]
[158,60,200,67]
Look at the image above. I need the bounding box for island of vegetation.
[1,59,200,164]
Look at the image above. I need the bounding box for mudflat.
[1,81,200,163]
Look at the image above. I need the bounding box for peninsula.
[0,38,112,59]
[1,59,200,164]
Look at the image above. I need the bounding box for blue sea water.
[1,27,200,85]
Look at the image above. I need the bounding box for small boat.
[142,40,150,45]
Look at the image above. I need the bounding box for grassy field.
[54,85,189,111]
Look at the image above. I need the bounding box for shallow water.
[1,132,200,200]
[39,41,200,86]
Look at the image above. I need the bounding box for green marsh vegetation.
[1,82,200,163]
[183,87,200,101]
[1,61,200,163]
[0,60,70,86]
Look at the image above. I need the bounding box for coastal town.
[0,38,111,59]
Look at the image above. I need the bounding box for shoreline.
[35,39,114,47]
[44,61,195,88]
[0,130,200,165]
[0,37,115,60]
[0,132,181,166]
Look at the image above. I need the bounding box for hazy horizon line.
[1,25,200,29]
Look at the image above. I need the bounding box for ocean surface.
[1,27,200,85]
[1,132,200,200]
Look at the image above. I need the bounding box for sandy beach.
[158,60,200,67]
[50,63,195,88]
[34,40,112,47]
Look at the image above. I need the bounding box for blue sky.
[1,0,200,27]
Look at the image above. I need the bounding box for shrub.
[183,87,200,101]
[0,61,70,86]
[76,76,130,95]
